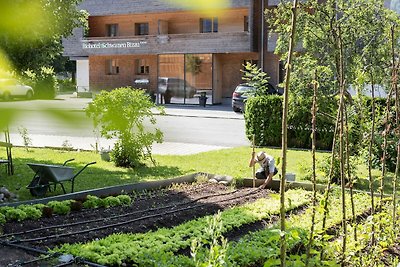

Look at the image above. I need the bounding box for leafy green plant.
[0,213,5,224]
[191,211,228,267]
[55,189,312,265]
[18,126,32,152]
[18,205,42,220]
[86,87,164,168]
[47,200,72,215]
[83,195,102,209]
[5,208,27,221]
[116,195,131,206]
[102,196,121,208]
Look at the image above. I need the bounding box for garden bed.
[0,182,278,266]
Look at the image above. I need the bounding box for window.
[200,17,218,33]
[136,59,150,74]
[106,59,119,75]
[244,16,249,32]
[135,23,149,35]
[106,24,118,37]
[279,61,285,83]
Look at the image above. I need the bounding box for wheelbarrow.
[26,159,96,197]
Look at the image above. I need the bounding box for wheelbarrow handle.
[72,162,96,178]
[70,162,96,193]
[63,158,75,166]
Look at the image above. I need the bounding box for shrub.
[245,95,283,147]
[86,87,164,168]
[23,67,58,99]
[245,95,335,150]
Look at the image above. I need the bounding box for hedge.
[244,95,335,150]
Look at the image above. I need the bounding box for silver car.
[0,79,34,100]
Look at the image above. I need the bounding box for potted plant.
[100,147,111,162]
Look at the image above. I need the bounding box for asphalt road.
[1,97,249,148]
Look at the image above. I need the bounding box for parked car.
[158,77,197,99]
[0,79,34,101]
[231,83,278,112]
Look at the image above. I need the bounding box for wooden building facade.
[63,0,283,105]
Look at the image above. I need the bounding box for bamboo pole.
[305,70,318,266]
[344,104,357,241]
[337,26,347,266]
[252,134,256,188]
[368,72,376,245]
[280,0,299,266]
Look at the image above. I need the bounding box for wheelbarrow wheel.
[30,185,48,197]
[29,176,49,197]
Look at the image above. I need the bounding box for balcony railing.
[64,32,251,57]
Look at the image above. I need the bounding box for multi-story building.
[63,0,284,105]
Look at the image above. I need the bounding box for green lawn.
[0,146,390,201]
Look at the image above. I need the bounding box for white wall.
[76,59,90,92]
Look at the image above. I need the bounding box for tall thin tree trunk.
[280,0,299,266]
[368,73,376,245]
[306,70,318,266]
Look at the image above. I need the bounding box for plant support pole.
[306,70,318,266]
[252,134,256,188]
[280,0,299,266]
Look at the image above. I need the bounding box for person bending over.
[249,151,278,189]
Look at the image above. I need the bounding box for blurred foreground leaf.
[0,106,84,131]
[165,0,230,15]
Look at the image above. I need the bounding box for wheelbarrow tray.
[27,163,75,183]
[26,160,96,197]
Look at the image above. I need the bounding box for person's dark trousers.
[255,167,278,179]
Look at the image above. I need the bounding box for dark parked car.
[231,83,278,112]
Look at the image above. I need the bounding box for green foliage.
[47,200,72,215]
[245,95,334,149]
[18,204,42,220]
[245,95,283,146]
[0,0,87,73]
[241,62,271,96]
[0,213,5,224]
[86,87,164,168]
[57,78,76,92]
[55,190,311,265]
[83,195,102,209]
[23,67,58,99]
[116,194,132,206]
[191,212,228,267]
[102,196,121,208]
[5,208,27,221]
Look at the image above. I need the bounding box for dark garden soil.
[0,182,272,266]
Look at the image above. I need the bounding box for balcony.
[64,32,251,57]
